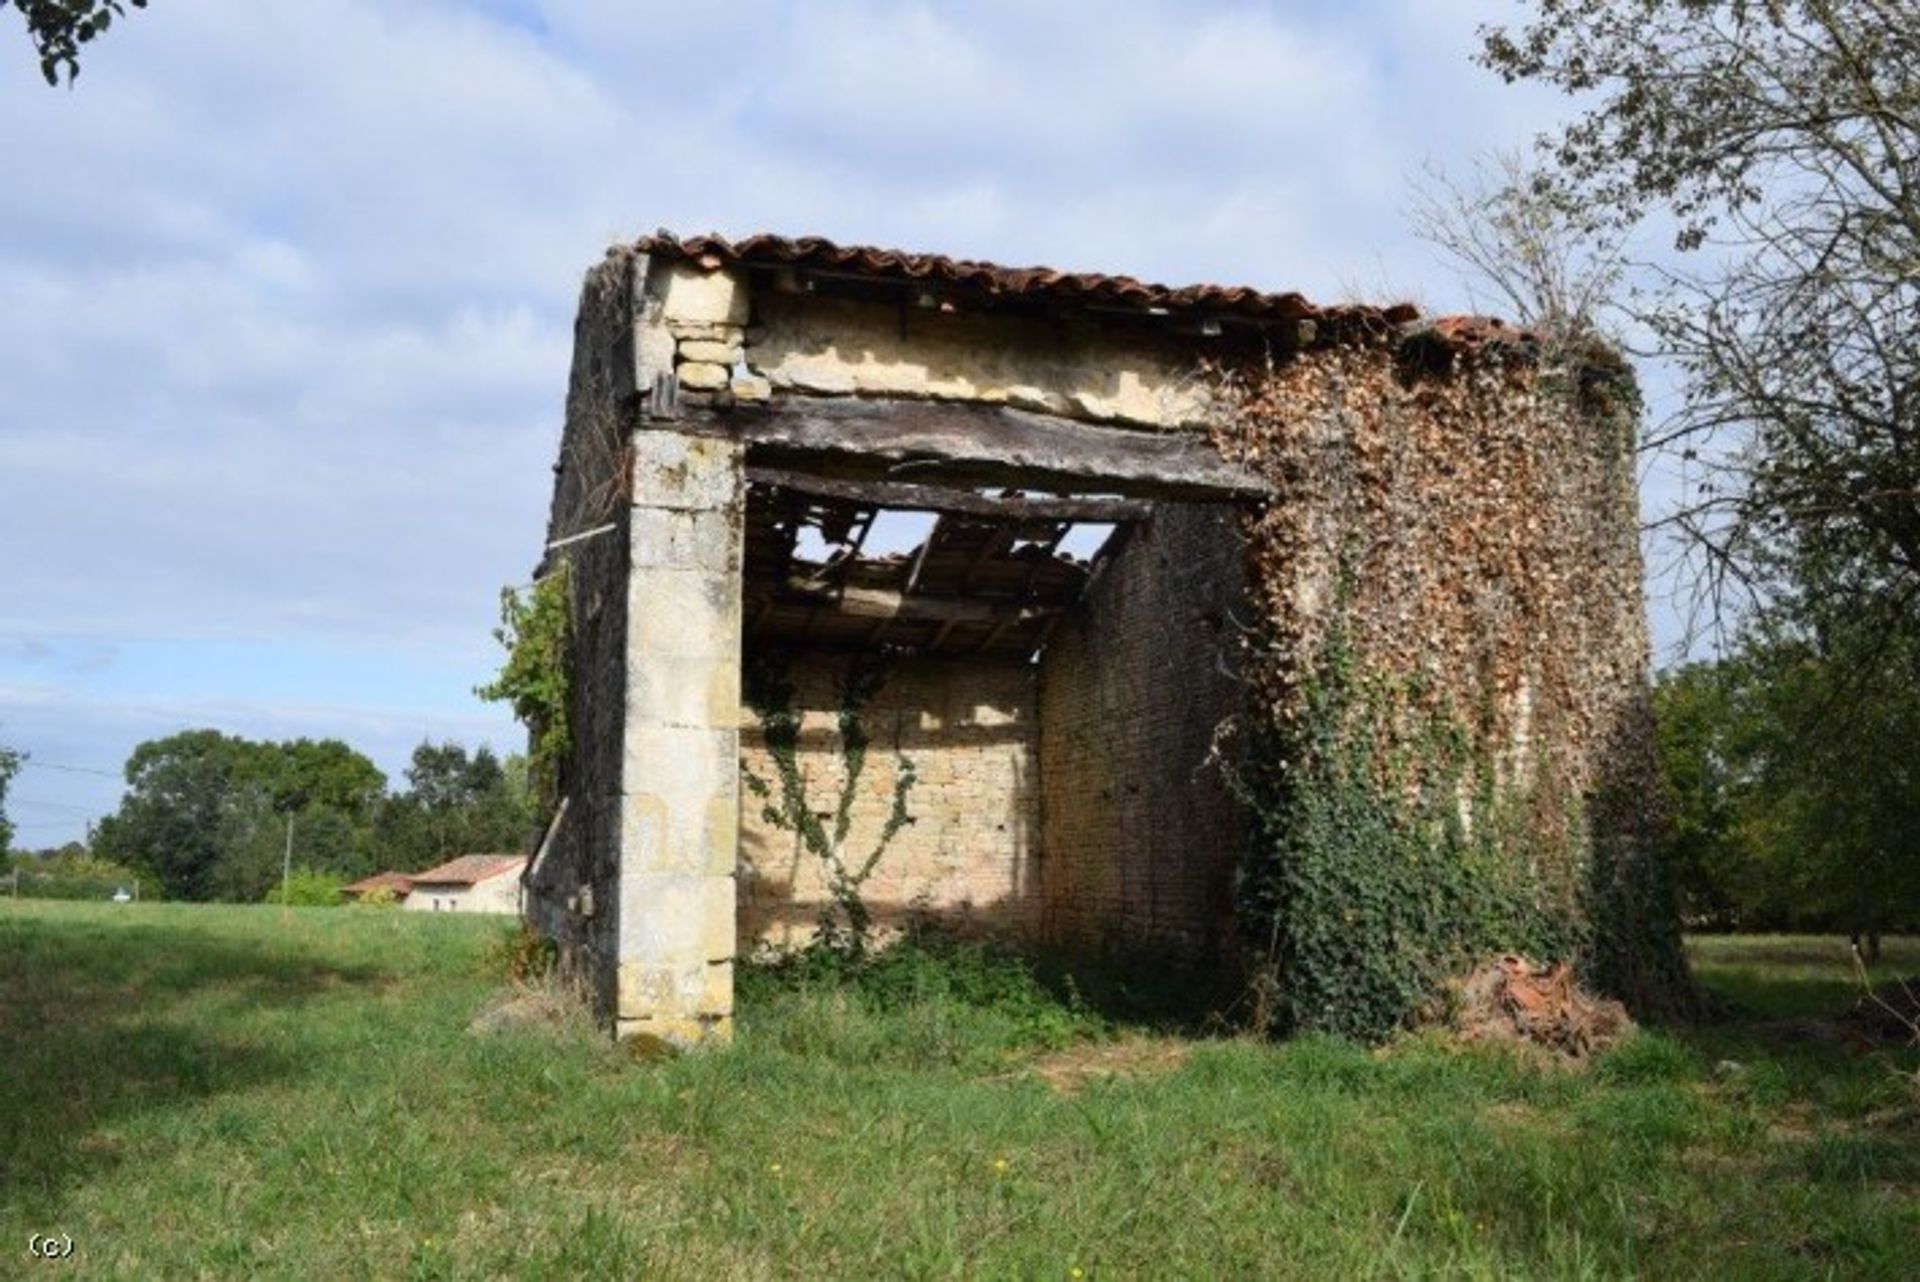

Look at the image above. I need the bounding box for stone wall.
[1035,506,1249,962]
[523,258,635,1018]
[640,259,1211,429]
[737,653,1041,949]
[1211,341,1686,1018]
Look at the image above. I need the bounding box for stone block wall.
[1036,506,1249,962]
[737,653,1041,949]
[523,259,635,1018]
[640,259,1208,429]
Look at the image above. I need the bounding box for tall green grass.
[2,902,1914,1279]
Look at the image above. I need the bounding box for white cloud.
[0,0,1615,843]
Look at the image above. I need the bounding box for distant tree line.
[4,730,535,903]
[1654,618,1920,955]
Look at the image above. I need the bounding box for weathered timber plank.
[705,397,1268,500]
[777,578,1055,625]
[744,466,1156,522]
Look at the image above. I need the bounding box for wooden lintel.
[779,578,1053,626]
[712,397,1269,501]
[745,466,1156,523]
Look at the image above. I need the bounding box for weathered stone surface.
[745,293,1211,427]
[619,726,739,875]
[617,874,736,963]
[615,1014,732,1048]
[678,338,743,366]
[656,263,749,325]
[627,568,741,660]
[629,431,743,512]
[730,373,772,401]
[629,507,741,573]
[635,322,678,385]
[668,320,747,343]
[1037,506,1247,961]
[737,657,1041,950]
[675,360,731,392]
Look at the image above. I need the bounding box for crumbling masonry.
[523,233,1664,1045]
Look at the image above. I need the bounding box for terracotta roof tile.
[409,854,527,887]
[343,871,414,897]
[632,231,1422,330]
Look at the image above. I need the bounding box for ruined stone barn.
[523,233,1661,1045]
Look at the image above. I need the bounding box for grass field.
[2,903,1915,1279]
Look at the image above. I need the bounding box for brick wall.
[737,653,1041,949]
[1035,505,1249,962]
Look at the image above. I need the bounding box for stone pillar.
[615,429,743,1046]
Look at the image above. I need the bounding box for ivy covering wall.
[1210,334,1692,1042]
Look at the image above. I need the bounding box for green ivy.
[476,566,572,811]
[744,651,917,957]
[1232,635,1583,1044]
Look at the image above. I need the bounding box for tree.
[1480,1,1920,634]
[1651,627,1920,950]
[90,730,387,901]
[1408,148,1629,365]
[4,0,146,85]
[1651,661,1754,929]
[90,730,259,900]
[374,741,535,870]
[268,738,386,817]
[0,739,23,858]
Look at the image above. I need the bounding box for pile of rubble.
[1447,954,1634,1059]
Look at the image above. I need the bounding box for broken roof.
[633,230,1423,332]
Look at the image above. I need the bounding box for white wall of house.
[402,873,522,915]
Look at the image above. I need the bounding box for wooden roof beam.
[746,466,1154,523]
[779,579,1057,627]
[709,397,1270,501]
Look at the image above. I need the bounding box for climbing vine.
[1227,626,1584,1042]
[1209,333,1692,1040]
[476,564,572,811]
[743,650,918,957]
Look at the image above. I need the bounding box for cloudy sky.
[3,1,1665,846]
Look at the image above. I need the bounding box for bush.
[486,924,559,982]
[262,868,346,907]
[739,933,1106,1067]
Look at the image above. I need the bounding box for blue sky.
[1,1,1680,846]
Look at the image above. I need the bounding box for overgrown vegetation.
[1210,337,1691,1040]
[743,651,918,956]
[1231,633,1584,1042]
[477,565,573,811]
[261,868,346,908]
[2,902,1913,1277]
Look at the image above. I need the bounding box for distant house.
[403,854,527,915]
[342,871,415,904]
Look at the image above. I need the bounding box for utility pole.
[281,813,294,915]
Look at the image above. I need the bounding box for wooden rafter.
[745,467,1154,523]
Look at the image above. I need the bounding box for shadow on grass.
[0,908,386,1217]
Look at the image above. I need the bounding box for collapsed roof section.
[745,467,1140,660]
